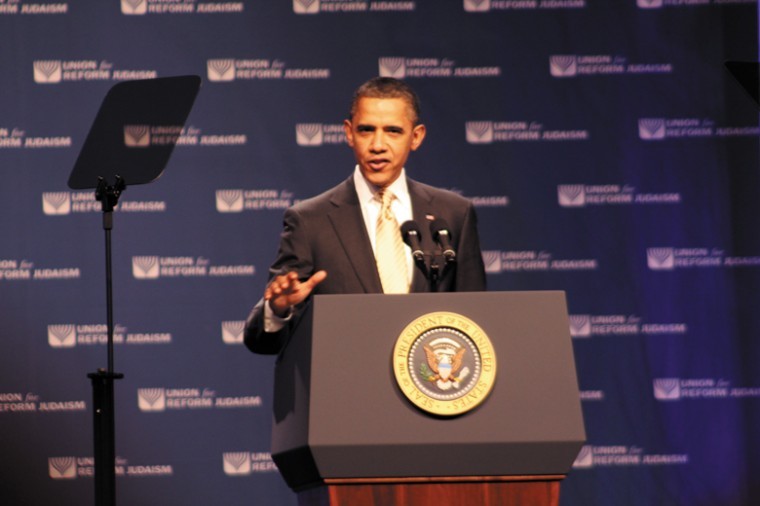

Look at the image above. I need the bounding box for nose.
[370,131,386,152]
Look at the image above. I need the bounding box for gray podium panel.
[271,291,585,490]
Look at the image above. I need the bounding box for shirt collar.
[353,165,409,207]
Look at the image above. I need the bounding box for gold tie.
[375,190,409,294]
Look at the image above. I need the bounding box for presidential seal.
[392,312,497,416]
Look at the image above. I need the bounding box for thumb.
[304,270,327,289]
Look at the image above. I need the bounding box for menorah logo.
[293,0,320,14]
[653,378,680,400]
[647,248,675,270]
[296,124,323,146]
[637,0,663,9]
[568,315,591,338]
[42,192,71,215]
[49,457,77,479]
[222,321,245,344]
[132,256,160,279]
[378,58,406,79]
[216,190,244,213]
[121,0,147,15]
[465,122,494,144]
[124,125,150,148]
[482,251,502,273]
[572,445,593,468]
[558,185,586,207]
[48,324,77,348]
[207,59,236,82]
[33,61,62,84]
[223,452,252,475]
[464,0,490,12]
[549,55,577,78]
[638,118,666,140]
[138,388,166,411]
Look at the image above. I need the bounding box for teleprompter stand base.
[296,475,564,506]
[88,369,124,506]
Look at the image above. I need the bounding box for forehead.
[352,97,416,125]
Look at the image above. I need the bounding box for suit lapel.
[326,178,383,293]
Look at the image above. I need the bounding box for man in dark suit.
[244,77,486,354]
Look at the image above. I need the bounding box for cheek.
[394,140,413,153]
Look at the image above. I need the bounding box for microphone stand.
[428,254,440,292]
[427,253,455,292]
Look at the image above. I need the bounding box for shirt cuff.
[263,300,293,333]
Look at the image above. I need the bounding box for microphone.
[400,220,425,262]
[430,219,456,262]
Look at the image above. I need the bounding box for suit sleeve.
[244,207,315,355]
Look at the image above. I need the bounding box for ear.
[411,124,426,151]
[343,119,355,147]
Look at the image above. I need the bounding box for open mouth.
[368,159,390,170]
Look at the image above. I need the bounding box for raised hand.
[264,270,327,317]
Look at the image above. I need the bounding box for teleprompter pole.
[88,176,126,506]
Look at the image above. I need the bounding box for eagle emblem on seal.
[420,340,470,391]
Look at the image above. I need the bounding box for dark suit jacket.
[244,176,486,354]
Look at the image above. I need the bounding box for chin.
[362,171,389,186]
[371,176,393,188]
[367,169,400,186]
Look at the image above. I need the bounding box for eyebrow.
[356,124,405,132]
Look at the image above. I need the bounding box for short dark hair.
[349,77,422,125]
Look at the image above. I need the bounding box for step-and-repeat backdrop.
[1,1,758,505]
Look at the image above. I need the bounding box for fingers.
[263,270,326,304]
[265,272,297,298]
[272,274,294,296]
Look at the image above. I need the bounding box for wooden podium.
[270,292,586,506]
[296,476,562,506]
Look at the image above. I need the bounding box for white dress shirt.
[352,165,414,282]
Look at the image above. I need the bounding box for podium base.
[297,475,564,506]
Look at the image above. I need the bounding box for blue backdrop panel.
[1,1,759,505]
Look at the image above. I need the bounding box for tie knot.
[377,189,395,220]
[378,189,395,207]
